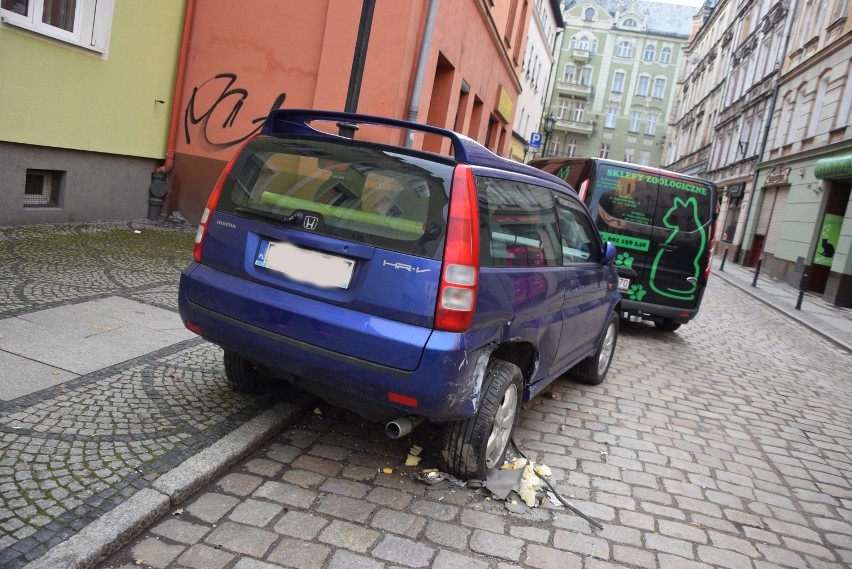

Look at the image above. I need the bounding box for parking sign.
[529,132,542,149]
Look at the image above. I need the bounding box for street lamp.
[523,142,530,163]
[543,113,555,157]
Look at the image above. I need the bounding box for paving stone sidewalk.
[0,222,307,569]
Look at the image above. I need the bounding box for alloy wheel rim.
[485,383,518,469]
[597,321,616,375]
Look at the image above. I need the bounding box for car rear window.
[217,135,453,260]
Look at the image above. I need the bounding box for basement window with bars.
[24,169,62,207]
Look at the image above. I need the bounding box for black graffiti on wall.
[184,73,286,149]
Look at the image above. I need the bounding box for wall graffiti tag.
[184,73,286,149]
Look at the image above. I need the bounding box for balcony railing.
[572,49,591,62]
[555,118,594,135]
[556,81,593,99]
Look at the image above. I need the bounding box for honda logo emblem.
[303,216,319,230]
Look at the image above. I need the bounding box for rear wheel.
[655,318,681,332]
[571,312,618,385]
[223,351,274,393]
[440,360,522,480]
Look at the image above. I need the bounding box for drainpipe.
[734,0,798,261]
[148,0,197,221]
[404,0,440,147]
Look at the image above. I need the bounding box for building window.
[646,113,659,135]
[636,75,650,96]
[572,102,585,122]
[643,44,656,61]
[0,0,114,53]
[630,111,643,132]
[591,39,598,53]
[652,77,666,99]
[578,35,589,50]
[616,41,634,58]
[566,138,577,157]
[599,143,610,159]
[622,18,637,27]
[580,66,593,86]
[612,71,625,93]
[583,7,596,21]
[624,147,635,162]
[563,64,576,83]
[24,169,62,207]
[660,47,672,64]
[558,98,570,118]
[639,150,651,165]
[605,106,618,128]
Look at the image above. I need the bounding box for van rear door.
[586,164,660,302]
[588,164,714,310]
[646,173,714,309]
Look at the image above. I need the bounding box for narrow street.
[104,255,852,567]
[1,222,851,568]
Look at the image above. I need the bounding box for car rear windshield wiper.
[236,207,304,225]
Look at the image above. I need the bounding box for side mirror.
[603,242,617,264]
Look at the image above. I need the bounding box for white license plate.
[256,241,354,289]
[618,277,630,291]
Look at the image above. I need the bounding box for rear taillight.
[193,136,256,262]
[435,164,480,332]
[704,202,719,280]
[578,179,589,202]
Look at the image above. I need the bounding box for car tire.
[223,350,273,393]
[571,312,618,386]
[440,359,522,480]
[655,318,681,332]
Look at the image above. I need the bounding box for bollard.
[796,272,808,310]
[751,258,762,287]
[719,249,729,272]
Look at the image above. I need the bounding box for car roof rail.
[261,109,566,185]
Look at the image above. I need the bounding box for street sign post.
[529,132,542,149]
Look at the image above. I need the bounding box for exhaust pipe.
[385,416,424,439]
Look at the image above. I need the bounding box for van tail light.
[704,202,719,280]
[435,164,480,332]
[578,179,589,202]
[193,136,256,262]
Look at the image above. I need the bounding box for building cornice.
[780,27,852,84]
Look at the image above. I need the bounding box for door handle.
[570,279,580,291]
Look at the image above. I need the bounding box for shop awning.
[815,154,852,180]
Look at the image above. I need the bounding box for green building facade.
[541,0,694,166]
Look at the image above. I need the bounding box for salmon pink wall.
[167,0,523,223]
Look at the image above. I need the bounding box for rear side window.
[476,177,561,268]
[218,135,453,259]
[555,195,601,264]
[591,165,713,233]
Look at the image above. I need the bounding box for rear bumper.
[620,292,704,324]
[178,272,488,422]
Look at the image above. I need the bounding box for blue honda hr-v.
[178,109,621,479]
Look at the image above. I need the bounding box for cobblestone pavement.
[0,222,292,569]
[100,275,852,569]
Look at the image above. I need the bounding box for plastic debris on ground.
[412,456,552,512]
[405,444,423,466]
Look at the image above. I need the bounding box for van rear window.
[592,165,713,232]
[217,136,453,260]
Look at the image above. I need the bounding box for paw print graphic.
[628,283,647,301]
[615,252,634,269]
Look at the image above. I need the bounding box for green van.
[530,157,717,331]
